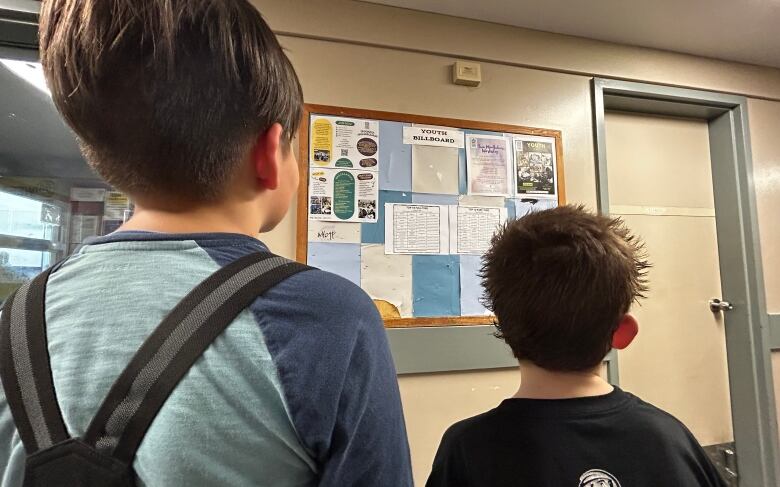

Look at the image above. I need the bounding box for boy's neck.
[119,200,263,238]
[514,360,614,400]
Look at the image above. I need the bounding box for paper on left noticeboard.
[310,116,379,171]
[466,134,512,197]
[514,135,558,198]
[384,203,449,255]
[308,168,379,223]
[449,205,508,255]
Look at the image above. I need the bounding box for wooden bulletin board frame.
[296,104,565,328]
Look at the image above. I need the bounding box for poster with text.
[449,205,508,255]
[384,204,450,255]
[466,134,511,196]
[308,168,379,223]
[310,116,379,170]
[403,126,465,148]
[514,135,557,197]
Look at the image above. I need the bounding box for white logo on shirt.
[578,469,621,487]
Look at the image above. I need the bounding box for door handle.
[709,298,733,313]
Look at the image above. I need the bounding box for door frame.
[593,78,778,487]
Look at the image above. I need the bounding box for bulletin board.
[296,104,565,328]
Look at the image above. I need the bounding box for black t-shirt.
[426,388,726,487]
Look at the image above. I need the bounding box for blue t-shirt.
[0,232,413,486]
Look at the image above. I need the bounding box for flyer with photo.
[466,134,512,196]
[514,135,557,197]
[310,116,379,171]
[308,168,379,223]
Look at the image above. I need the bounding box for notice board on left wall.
[296,104,565,328]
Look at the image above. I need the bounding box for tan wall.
[251,0,780,483]
[748,100,780,314]
[254,0,780,101]
[749,99,780,447]
[399,369,520,484]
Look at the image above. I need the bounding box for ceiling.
[362,0,780,69]
[0,57,98,181]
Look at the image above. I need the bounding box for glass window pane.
[0,47,132,301]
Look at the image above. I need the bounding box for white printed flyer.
[449,205,508,255]
[308,168,379,223]
[402,126,465,148]
[384,203,450,255]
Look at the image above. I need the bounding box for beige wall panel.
[773,353,780,446]
[254,0,780,100]
[398,368,519,486]
[618,214,733,446]
[605,112,714,209]
[748,99,780,313]
[260,196,297,259]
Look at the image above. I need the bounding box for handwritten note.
[307,221,362,243]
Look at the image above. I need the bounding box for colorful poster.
[310,116,379,170]
[402,126,465,148]
[308,168,379,223]
[104,191,131,220]
[384,203,449,255]
[466,134,511,196]
[514,135,557,197]
[449,205,508,255]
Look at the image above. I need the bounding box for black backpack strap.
[0,265,70,454]
[82,252,310,464]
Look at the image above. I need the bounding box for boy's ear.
[252,123,285,191]
[612,314,639,350]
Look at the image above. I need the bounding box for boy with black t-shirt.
[426,205,726,487]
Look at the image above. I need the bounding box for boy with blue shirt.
[0,1,412,485]
[427,206,726,487]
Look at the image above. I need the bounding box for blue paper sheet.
[459,254,489,316]
[379,121,412,192]
[361,190,412,244]
[412,255,461,317]
[505,198,517,220]
[307,242,361,286]
[513,197,558,218]
[458,147,468,195]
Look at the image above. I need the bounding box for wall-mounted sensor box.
[452,61,481,87]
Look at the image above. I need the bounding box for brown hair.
[39,0,303,201]
[482,205,650,371]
